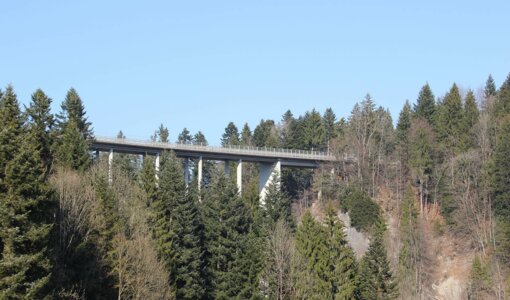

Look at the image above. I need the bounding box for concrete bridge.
[91,136,336,202]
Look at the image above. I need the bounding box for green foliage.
[221,121,240,146]
[54,88,92,171]
[152,123,170,143]
[193,131,207,146]
[202,176,259,299]
[341,187,381,233]
[303,109,326,151]
[26,89,55,174]
[396,101,412,179]
[468,255,492,299]
[0,127,54,299]
[434,83,465,156]
[323,107,338,147]
[172,183,205,299]
[264,174,293,228]
[358,221,398,300]
[494,73,510,117]
[241,122,252,146]
[177,127,193,144]
[484,74,497,99]
[253,119,277,147]
[463,90,479,149]
[413,83,435,124]
[139,155,158,207]
[0,85,23,192]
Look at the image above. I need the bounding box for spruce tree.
[490,117,510,264]
[396,101,412,180]
[494,73,510,117]
[323,108,337,148]
[253,119,276,147]
[113,130,136,178]
[172,183,205,299]
[264,174,293,228]
[177,127,193,144]
[0,129,53,299]
[484,74,497,100]
[463,90,479,149]
[0,85,23,192]
[435,83,464,156]
[139,155,158,207]
[358,221,398,300]
[413,83,435,124]
[202,176,255,299]
[152,151,185,280]
[303,109,326,150]
[240,122,252,146]
[322,206,358,300]
[193,131,208,146]
[26,89,55,174]
[293,210,327,299]
[221,122,240,146]
[54,88,92,171]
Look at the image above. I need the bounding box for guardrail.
[94,136,337,161]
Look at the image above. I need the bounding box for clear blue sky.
[1,1,509,145]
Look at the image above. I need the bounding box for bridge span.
[91,137,336,202]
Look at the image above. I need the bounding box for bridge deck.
[91,137,336,168]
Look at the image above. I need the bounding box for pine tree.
[193,131,208,146]
[358,221,398,300]
[490,117,510,264]
[264,174,293,228]
[172,183,205,299]
[177,127,193,144]
[484,74,497,100]
[323,108,337,149]
[139,155,158,207]
[322,206,358,299]
[293,210,327,299]
[202,176,255,299]
[54,88,92,171]
[463,90,479,149]
[413,83,435,124]
[396,101,412,180]
[409,119,434,213]
[221,122,240,146]
[435,83,464,156]
[0,129,53,299]
[0,85,23,192]
[113,130,136,178]
[494,73,510,117]
[26,89,55,174]
[303,109,326,150]
[152,124,170,143]
[398,185,421,297]
[240,122,252,146]
[152,151,185,280]
[253,119,276,147]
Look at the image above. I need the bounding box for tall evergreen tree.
[193,131,208,146]
[264,175,293,228]
[413,83,435,124]
[322,207,358,299]
[54,88,92,171]
[177,127,193,144]
[396,101,412,180]
[253,119,276,147]
[490,117,510,265]
[152,124,170,143]
[358,221,398,300]
[221,122,240,146]
[435,83,464,156]
[322,108,337,149]
[152,151,185,282]
[463,90,480,149]
[139,155,158,207]
[0,129,53,299]
[484,74,497,100]
[113,130,136,178]
[303,109,326,150]
[172,183,205,299]
[240,122,252,146]
[0,85,23,192]
[26,89,55,174]
[494,73,510,118]
[202,176,256,299]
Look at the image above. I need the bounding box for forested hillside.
[1,73,510,299]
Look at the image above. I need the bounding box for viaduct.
[91,137,337,202]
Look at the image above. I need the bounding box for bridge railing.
[94,136,337,161]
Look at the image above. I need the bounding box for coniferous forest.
[1,73,510,299]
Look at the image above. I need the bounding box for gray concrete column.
[197,156,203,191]
[155,153,160,181]
[259,160,281,205]
[237,160,243,194]
[108,149,113,183]
[184,158,190,187]
[224,160,230,176]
